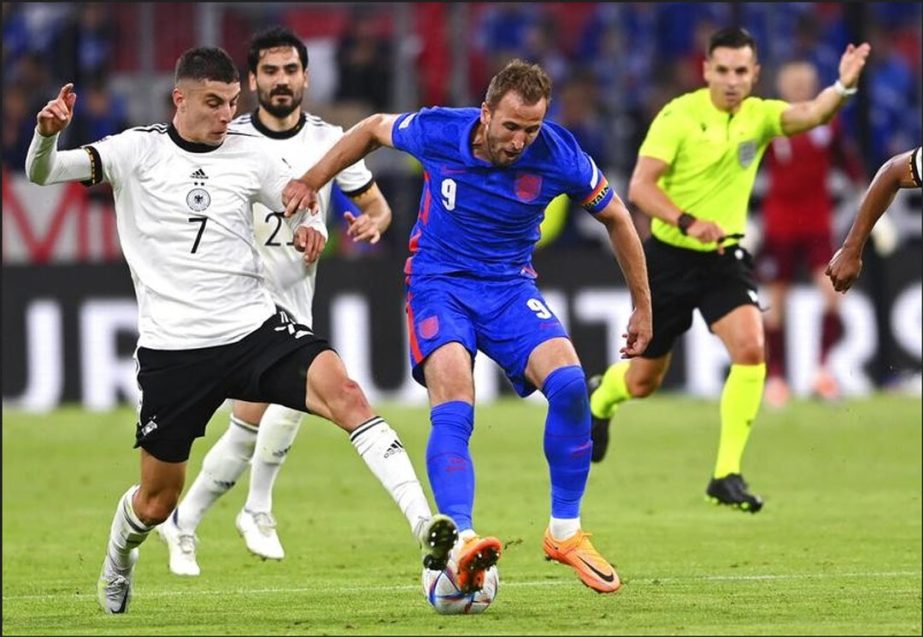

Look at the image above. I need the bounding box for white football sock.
[349,417,433,533]
[106,485,152,572]
[549,516,581,541]
[174,415,257,533]
[245,404,303,513]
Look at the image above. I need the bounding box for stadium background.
[2,1,921,411]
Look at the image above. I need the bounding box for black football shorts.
[642,237,760,359]
[133,308,332,462]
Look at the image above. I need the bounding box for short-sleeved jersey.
[391,106,613,279]
[762,119,862,239]
[639,88,788,251]
[85,124,292,349]
[229,111,373,327]
[910,146,922,187]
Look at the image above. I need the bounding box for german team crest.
[186,188,211,211]
[737,140,757,168]
[514,173,542,202]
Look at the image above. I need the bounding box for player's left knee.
[325,378,371,422]
[541,365,589,414]
[135,490,180,526]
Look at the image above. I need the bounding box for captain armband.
[580,181,612,213]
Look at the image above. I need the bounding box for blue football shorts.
[405,273,569,396]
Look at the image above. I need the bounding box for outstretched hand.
[837,42,871,89]
[37,83,76,137]
[344,211,382,244]
[282,179,319,218]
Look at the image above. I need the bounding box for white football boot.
[156,514,200,576]
[96,548,139,614]
[415,514,459,571]
[236,509,284,560]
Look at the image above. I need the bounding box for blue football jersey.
[391,107,614,279]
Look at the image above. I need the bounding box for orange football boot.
[453,535,502,593]
[543,528,621,593]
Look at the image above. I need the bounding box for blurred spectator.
[67,77,131,148]
[2,2,31,68]
[755,61,866,408]
[2,3,70,68]
[654,3,730,60]
[476,4,539,81]
[673,19,721,94]
[550,72,611,172]
[519,14,568,87]
[579,5,658,172]
[335,8,393,111]
[865,24,919,170]
[787,13,842,85]
[2,83,36,171]
[53,3,115,87]
[545,71,612,248]
[6,51,55,102]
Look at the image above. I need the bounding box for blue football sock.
[426,401,475,531]
[542,365,592,519]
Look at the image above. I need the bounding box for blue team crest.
[418,315,439,339]
[514,173,542,202]
[737,140,757,168]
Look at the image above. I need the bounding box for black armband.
[80,146,104,187]
[677,212,696,236]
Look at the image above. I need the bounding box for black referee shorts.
[642,237,760,359]
[133,308,332,462]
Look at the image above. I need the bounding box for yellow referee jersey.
[639,88,788,251]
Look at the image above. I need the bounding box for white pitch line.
[3,571,919,602]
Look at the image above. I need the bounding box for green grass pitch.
[2,395,920,635]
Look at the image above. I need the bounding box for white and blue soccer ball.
[421,558,499,614]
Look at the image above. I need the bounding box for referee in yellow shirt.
[589,27,870,512]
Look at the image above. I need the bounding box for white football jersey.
[229,111,373,327]
[86,124,293,349]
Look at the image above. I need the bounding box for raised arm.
[825,149,919,292]
[283,113,400,217]
[593,193,653,358]
[26,83,94,185]
[780,43,870,136]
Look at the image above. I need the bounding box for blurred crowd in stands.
[3,2,921,256]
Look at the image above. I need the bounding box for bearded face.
[257,82,303,118]
[250,45,307,119]
[479,92,546,167]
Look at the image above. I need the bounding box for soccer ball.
[421,559,499,614]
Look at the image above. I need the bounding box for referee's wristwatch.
[677,212,696,236]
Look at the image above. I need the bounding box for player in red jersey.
[756,61,865,407]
